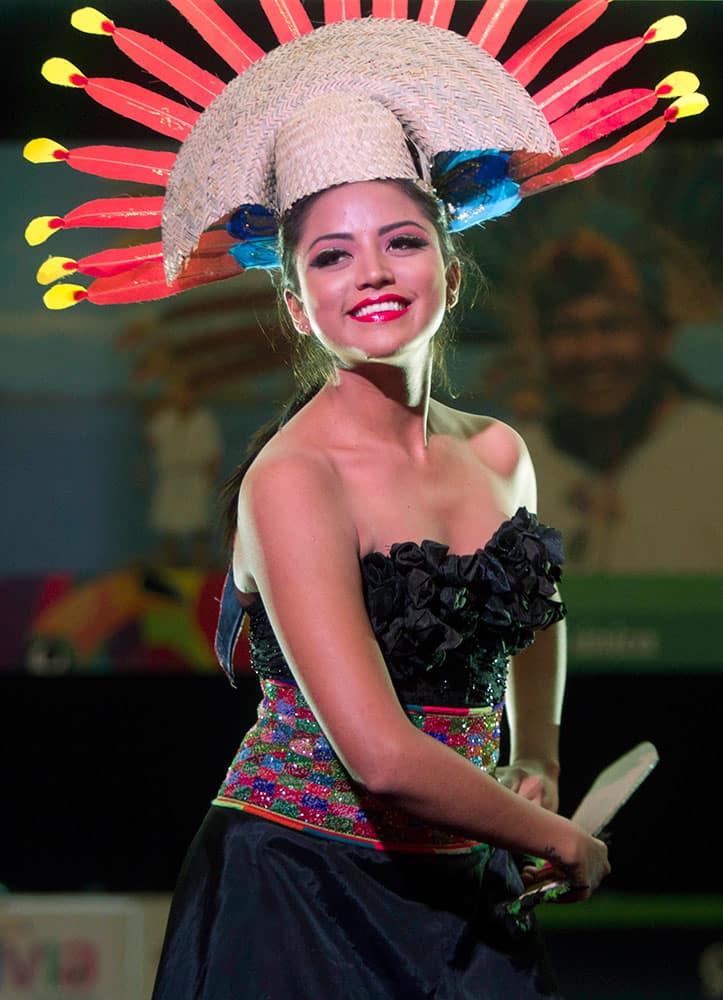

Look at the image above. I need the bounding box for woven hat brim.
[163,18,559,282]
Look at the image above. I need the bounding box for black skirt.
[152,806,561,999]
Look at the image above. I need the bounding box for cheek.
[609,331,650,362]
[542,336,577,367]
[300,271,343,320]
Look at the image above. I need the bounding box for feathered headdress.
[24,0,707,310]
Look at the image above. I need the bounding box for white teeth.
[352,300,406,318]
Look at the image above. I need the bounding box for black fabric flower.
[250,507,566,710]
[359,507,566,707]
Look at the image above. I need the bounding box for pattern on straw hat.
[23,1,708,310]
[163,17,558,281]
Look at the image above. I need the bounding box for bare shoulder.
[240,433,349,534]
[234,430,358,589]
[430,399,530,479]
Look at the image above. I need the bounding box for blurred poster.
[458,143,723,574]
[2,139,722,673]
[0,896,144,999]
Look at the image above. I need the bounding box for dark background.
[6,1,722,143]
[2,671,716,895]
[3,0,720,902]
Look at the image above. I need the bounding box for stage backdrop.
[3,135,721,677]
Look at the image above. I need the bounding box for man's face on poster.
[540,292,660,418]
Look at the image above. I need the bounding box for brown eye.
[388,234,428,251]
[311,248,349,268]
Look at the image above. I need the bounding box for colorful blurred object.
[0,568,250,676]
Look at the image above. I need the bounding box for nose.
[575,327,615,362]
[355,245,394,289]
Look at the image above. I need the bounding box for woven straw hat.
[163,18,558,283]
[25,3,707,309]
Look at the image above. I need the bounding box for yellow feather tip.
[25,216,63,246]
[71,7,114,35]
[43,285,89,311]
[41,57,86,87]
[669,93,709,120]
[656,72,700,99]
[37,257,78,285]
[23,138,68,163]
[645,15,686,44]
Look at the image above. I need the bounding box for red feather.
[60,145,176,186]
[372,0,410,18]
[260,0,314,43]
[87,241,241,305]
[520,117,666,196]
[166,0,265,73]
[505,0,609,88]
[554,88,658,155]
[323,0,362,20]
[72,242,164,278]
[73,230,234,279]
[110,27,225,108]
[467,0,527,57]
[417,0,456,28]
[533,36,646,124]
[512,87,657,181]
[85,78,198,139]
[62,196,164,231]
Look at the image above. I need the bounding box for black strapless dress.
[152,508,566,999]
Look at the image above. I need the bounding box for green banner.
[563,575,722,672]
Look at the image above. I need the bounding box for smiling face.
[541,292,660,418]
[283,180,458,369]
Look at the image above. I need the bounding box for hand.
[522,827,610,904]
[496,759,559,813]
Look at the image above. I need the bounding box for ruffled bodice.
[244,507,565,708]
[213,507,565,851]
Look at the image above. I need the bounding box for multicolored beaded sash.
[213,678,502,854]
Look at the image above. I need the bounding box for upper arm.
[235,452,413,789]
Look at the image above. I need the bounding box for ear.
[446,257,461,311]
[284,288,310,335]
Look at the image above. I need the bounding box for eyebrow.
[306,220,429,254]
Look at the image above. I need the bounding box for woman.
[26,6,700,997]
[151,176,609,999]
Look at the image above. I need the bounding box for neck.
[322,354,434,453]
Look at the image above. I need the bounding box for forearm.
[506,618,566,773]
[369,721,582,865]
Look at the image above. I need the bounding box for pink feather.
[324,0,362,21]
[260,0,314,42]
[166,0,265,73]
[533,36,646,124]
[85,78,198,139]
[520,117,666,196]
[109,26,225,108]
[504,0,609,88]
[372,1,410,18]
[62,196,164,231]
[59,145,176,186]
[467,0,527,57]
[418,0,456,28]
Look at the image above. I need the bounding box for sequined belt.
[213,678,502,854]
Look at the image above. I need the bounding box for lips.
[349,294,410,323]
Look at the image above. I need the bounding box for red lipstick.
[349,294,410,323]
